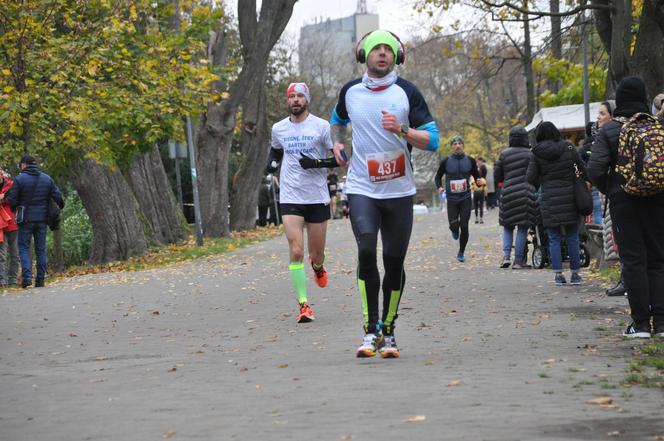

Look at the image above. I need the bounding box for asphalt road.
[1,209,662,441]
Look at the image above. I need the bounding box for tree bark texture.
[593,0,663,98]
[124,146,187,245]
[70,158,148,263]
[195,0,295,237]
[548,0,562,93]
[51,228,64,273]
[230,76,269,231]
[522,1,536,121]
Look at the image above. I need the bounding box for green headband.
[450,135,464,145]
[363,30,399,61]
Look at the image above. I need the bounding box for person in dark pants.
[494,125,537,269]
[473,157,488,224]
[527,122,588,286]
[4,154,64,288]
[257,176,271,227]
[589,76,664,338]
[435,135,480,262]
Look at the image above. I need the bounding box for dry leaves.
[162,431,176,439]
[404,415,426,423]
[447,380,462,387]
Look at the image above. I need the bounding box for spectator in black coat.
[4,154,64,288]
[494,125,537,269]
[526,122,588,286]
[588,76,664,338]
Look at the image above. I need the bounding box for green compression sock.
[289,262,308,304]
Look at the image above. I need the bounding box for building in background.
[297,10,379,117]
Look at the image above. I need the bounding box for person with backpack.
[588,76,664,338]
[4,154,64,288]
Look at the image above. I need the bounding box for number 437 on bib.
[366,150,406,183]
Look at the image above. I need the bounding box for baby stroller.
[527,208,591,269]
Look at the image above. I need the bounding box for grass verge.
[624,341,664,388]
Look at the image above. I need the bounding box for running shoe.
[296,303,315,323]
[456,253,465,263]
[451,228,459,240]
[378,334,400,358]
[554,273,566,286]
[622,321,651,338]
[570,273,582,285]
[311,261,328,288]
[356,332,384,358]
[653,325,664,338]
[479,218,484,224]
[500,257,511,268]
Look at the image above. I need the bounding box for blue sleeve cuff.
[418,121,439,151]
[330,105,350,127]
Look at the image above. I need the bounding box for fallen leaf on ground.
[404,415,426,423]
[607,431,621,437]
[587,397,612,405]
[162,431,176,439]
[339,436,353,440]
[448,380,462,386]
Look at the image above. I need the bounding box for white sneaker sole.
[623,332,651,338]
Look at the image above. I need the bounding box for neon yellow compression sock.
[289,262,308,304]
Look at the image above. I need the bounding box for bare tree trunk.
[632,0,664,98]
[51,228,64,273]
[548,0,562,93]
[523,0,536,121]
[196,0,296,237]
[475,90,494,158]
[124,145,187,245]
[594,0,663,98]
[230,77,269,231]
[70,158,148,263]
[196,104,233,237]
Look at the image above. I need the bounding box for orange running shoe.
[296,303,315,323]
[312,262,328,288]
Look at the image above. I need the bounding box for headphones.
[355,30,406,65]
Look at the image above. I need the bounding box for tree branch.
[477,0,613,18]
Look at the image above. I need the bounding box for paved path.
[1,209,662,441]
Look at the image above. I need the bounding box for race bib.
[450,178,468,193]
[366,150,406,183]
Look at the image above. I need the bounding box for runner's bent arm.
[330,103,351,166]
[434,158,447,192]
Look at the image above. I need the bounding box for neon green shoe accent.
[358,278,369,325]
[383,289,401,328]
[289,262,307,304]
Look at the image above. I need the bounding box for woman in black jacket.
[526,122,588,286]
[494,126,537,268]
[588,76,664,338]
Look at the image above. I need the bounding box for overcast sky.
[228,0,431,41]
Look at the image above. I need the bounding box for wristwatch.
[400,124,409,136]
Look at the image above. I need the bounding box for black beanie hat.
[535,121,561,143]
[20,154,37,166]
[615,76,648,110]
[508,125,529,147]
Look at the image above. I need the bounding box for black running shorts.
[280,203,330,223]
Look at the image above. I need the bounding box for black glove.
[266,160,278,174]
[299,153,320,169]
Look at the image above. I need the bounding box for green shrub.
[47,192,92,268]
